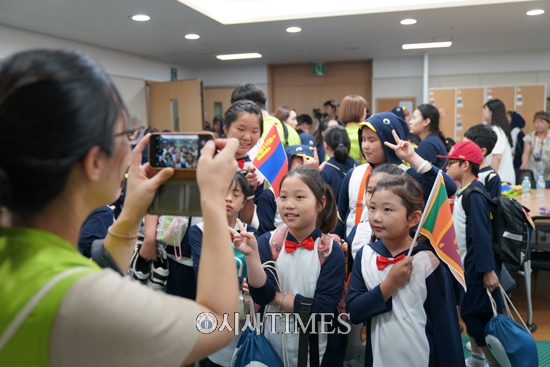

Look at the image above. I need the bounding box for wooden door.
[429,89,455,140]
[515,85,546,135]
[203,87,235,125]
[376,98,416,115]
[149,80,203,132]
[456,88,484,141]
[486,86,515,111]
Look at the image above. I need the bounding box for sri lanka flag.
[252,125,288,197]
[418,170,466,290]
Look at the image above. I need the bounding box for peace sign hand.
[383,130,415,162]
[231,219,258,257]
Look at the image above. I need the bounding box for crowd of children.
[97,85,536,367]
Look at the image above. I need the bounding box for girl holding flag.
[345,174,464,367]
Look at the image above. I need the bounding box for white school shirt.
[361,246,440,367]
[265,236,328,367]
[486,126,515,183]
[350,221,373,260]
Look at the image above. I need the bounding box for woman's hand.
[520,162,527,170]
[231,219,259,256]
[124,134,174,219]
[196,138,239,204]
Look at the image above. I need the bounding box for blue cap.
[285,145,314,160]
[299,133,316,147]
[391,107,405,120]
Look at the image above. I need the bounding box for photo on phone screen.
[150,134,211,168]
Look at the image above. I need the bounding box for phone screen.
[150,134,212,168]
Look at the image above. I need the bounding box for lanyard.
[534,131,548,156]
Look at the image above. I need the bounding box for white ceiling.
[0,0,549,68]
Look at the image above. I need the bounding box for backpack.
[462,185,534,272]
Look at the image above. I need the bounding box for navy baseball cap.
[285,145,314,160]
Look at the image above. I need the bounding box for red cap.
[437,141,482,165]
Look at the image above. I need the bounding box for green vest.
[262,115,301,147]
[0,227,101,366]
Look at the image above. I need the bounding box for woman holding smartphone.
[0,49,240,367]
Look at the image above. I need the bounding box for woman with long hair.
[483,99,515,183]
[408,104,448,169]
[340,94,368,163]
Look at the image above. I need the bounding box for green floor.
[462,334,549,366]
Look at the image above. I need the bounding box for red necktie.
[376,254,406,270]
[285,237,315,253]
[237,158,246,169]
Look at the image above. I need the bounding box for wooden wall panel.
[456,88,484,140]
[149,80,203,132]
[486,86,515,111]
[203,87,234,124]
[515,85,546,135]
[270,60,372,128]
[429,89,455,140]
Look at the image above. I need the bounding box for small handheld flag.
[408,170,466,290]
[252,125,288,197]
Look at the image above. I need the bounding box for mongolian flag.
[252,125,288,197]
[413,170,466,290]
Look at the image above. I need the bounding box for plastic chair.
[520,215,550,333]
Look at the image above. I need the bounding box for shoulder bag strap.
[354,165,372,225]
[0,266,92,353]
[282,123,289,148]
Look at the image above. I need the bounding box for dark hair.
[464,124,498,156]
[223,100,264,136]
[231,83,267,110]
[416,104,445,144]
[232,171,254,200]
[274,104,294,124]
[484,99,513,147]
[314,117,338,145]
[145,127,158,135]
[372,175,424,218]
[280,166,338,233]
[323,100,337,109]
[458,161,480,176]
[323,126,350,164]
[407,134,421,146]
[340,94,367,124]
[369,164,404,181]
[445,137,456,153]
[0,49,126,216]
[297,114,313,126]
[213,115,223,125]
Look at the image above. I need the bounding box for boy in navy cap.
[255,145,316,236]
[439,141,502,367]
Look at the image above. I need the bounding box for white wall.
[372,49,550,112]
[0,25,198,119]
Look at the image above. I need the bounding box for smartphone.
[149,132,214,180]
[148,180,202,216]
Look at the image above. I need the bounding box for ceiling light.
[217,53,262,61]
[400,18,417,25]
[286,27,302,33]
[185,34,200,40]
[402,41,452,50]
[526,9,545,16]
[131,14,150,21]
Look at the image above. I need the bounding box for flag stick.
[407,170,442,257]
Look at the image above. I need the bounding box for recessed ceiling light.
[131,14,150,21]
[286,26,302,33]
[402,41,452,50]
[400,19,417,25]
[526,9,545,16]
[185,34,200,40]
[217,53,262,61]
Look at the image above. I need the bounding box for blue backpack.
[484,286,538,367]
[230,327,284,367]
